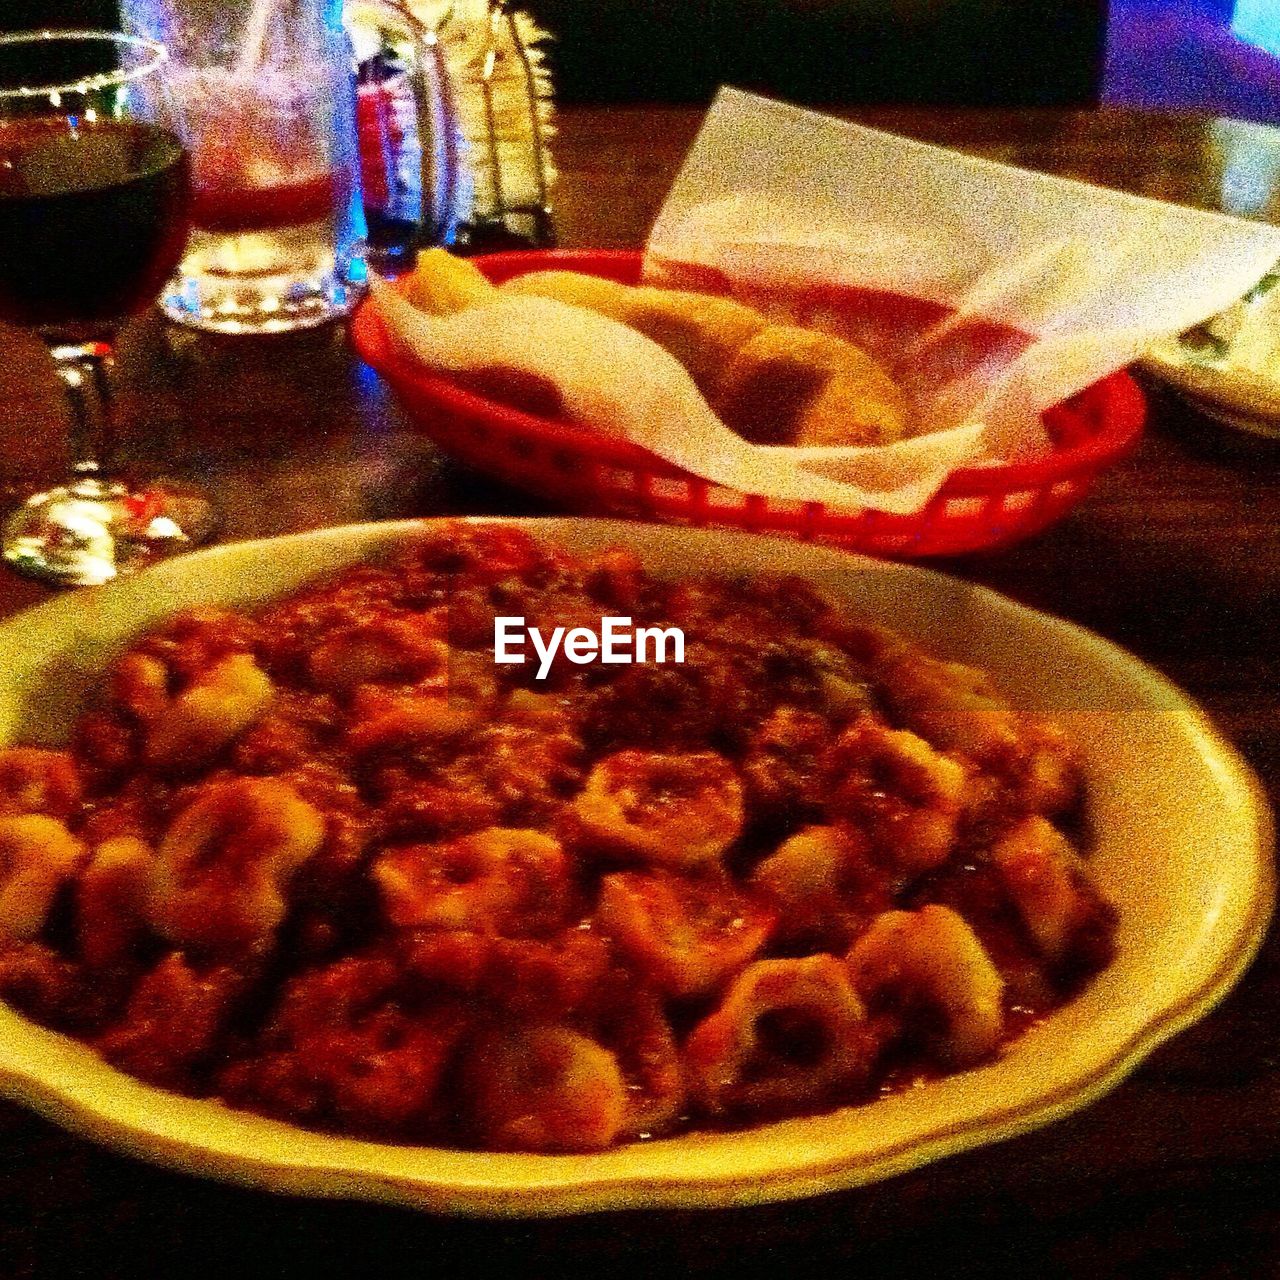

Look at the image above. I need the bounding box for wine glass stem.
[49,342,116,485]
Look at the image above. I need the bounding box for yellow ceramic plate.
[0,519,1272,1215]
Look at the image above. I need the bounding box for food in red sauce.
[0,525,1116,1151]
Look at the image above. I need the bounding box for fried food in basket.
[789,341,913,448]
[404,248,499,314]
[402,252,911,447]
[713,324,909,448]
[505,273,770,401]
[501,268,637,325]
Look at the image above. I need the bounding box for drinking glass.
[0,30,217,586]
[348,0,465,273]
[121,0,363,334]
[124,0,462,332]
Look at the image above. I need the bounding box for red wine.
[0,118,191,336]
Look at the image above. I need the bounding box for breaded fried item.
[500,270,638,323]
[791,349,910,447]
[712,327,846,445]
[623,288,767,396]
[714,320,910,446]
[502,276,769,397]
[413,256,912,446]
[406,248,498,315]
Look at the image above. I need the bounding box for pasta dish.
[0,525,1116,1151]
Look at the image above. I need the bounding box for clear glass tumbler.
[348,0,466,274]
[125,0,464,331]
[125,0,368,334]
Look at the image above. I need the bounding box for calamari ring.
[596,869,772,998]
[142,653,276,771]
[751,824,852,906]
[750,823,890,946]
[465,1024,628,1152]
[846,904,1004,1066]
[374,827,570,935]
[684,955,873,1116]
[873,644,1079,815]
[148,777,325,952]
[0,814,86,941]
[823,718,964,875]
[593,984,685,1139]
[570,750,744,867]
[77,836,154,967]
[990,815,1100,965]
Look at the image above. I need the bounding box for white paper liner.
[374,88,1280,514]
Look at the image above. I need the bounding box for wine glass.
[0,30,217,586]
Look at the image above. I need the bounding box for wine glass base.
[2,478,219,587]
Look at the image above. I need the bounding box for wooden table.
[2,106,1279,1278]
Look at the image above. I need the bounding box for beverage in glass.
[0,30,217,585]
[126,0,366,334]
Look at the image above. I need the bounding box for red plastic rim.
[351,249,1146,556]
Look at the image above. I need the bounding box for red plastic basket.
[351,249,1145,557]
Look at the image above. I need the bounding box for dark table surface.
[2,105,1280,1279]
